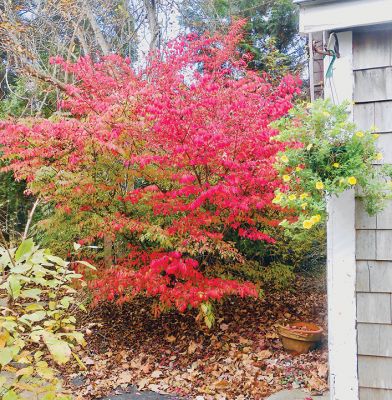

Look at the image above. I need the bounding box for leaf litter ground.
[61,275,328,399]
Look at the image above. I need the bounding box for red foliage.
[0,22,300,312]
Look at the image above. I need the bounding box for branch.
[83,0,110,56]
[22,198,40,241]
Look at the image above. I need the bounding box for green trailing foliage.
[0,239,92,399]
[273,99,392,230]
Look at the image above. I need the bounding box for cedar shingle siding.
[354,27,392,400]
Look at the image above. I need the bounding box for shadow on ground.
[99,386,181,399]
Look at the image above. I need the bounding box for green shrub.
[0,239,90,399]
[259,262,295,290]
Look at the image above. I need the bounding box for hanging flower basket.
[277,322,323,354]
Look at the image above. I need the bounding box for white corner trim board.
[298,0,392,34]
[324,31,358,400]
[323,31,354,110]
[327,190,358,400]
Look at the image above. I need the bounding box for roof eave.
[297,0,392,34]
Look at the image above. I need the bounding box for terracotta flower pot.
[277,321,323,354]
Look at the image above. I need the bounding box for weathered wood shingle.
[354,68,392,102]
[356,230,376,260]
[376,231,392,260]
[354,103,375,131]
[356,261,370,292]
[377,202,392,229]
[357,293,391,323]
[356,200,377,229]
[369,261,392,292]
[358,323,392,357]
[358,356,392,389]
[360,388,392,400]
[353,30,392,70]
[375,101,392,132]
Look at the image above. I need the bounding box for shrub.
[259,262,295,290]
[0,22,300,313]
[0,239,88,399]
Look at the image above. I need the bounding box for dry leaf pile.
[62,275,328,399]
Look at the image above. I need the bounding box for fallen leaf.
[188,341,198,354]
[165,335,176,343]
[308,374,328,392]
[214,380,230,389]
[117,370,132,384]
[317,363,328,378]
[148,384,162,392]
[142,363,151,374]
[151,370,162,378]
[265,332,279,339]
[257,350,272,360]
[83,357,95,366]
[138,377,149,390]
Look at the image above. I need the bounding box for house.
[295,1,392,400]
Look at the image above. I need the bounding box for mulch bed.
[62,275,328,400]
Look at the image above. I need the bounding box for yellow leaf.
[165,335,176,343]
[0,331,10,348]
[16,366,34,377]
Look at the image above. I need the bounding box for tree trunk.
[143,0,161,51]
[103,235,113,268]
[83,1,110,56]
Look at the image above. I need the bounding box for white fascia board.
[299,0,392,34]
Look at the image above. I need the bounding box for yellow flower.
[300,193,309,199]
[273,194,282,204]
[296,166,301,172]
[348,176,357,185]
[333,162,340,168]
[281,155,289,163]
[303,220,313,229]
[376,152,383,161]
[316,181,324,190]
[289,194,296,201]
[301,202,308,210]
[355,131,364,138]
[283,175,291,182]
[311,214,321,224]
[339,178,345,185]
[373,134,380,139]
[306,144,313,151]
